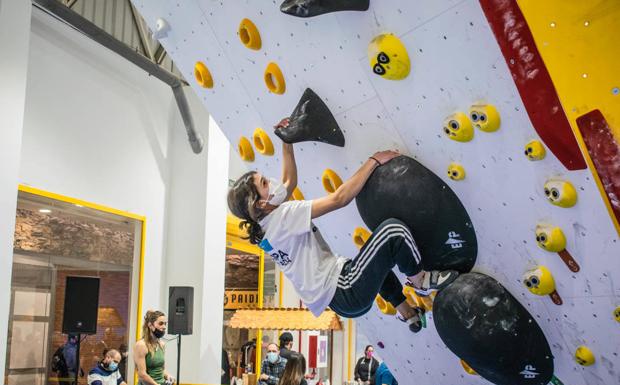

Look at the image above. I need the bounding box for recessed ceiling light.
[39,209,52,213]
[75,204,83,208]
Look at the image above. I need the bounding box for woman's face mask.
[266,178,287,206]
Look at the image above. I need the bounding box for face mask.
[267,352,279,363]
[366,352,373,358]
[153,328,165,339]
[108,362,118,371]
[267,178,287,206]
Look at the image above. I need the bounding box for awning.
[229,308,342,330]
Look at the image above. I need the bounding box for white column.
[0,0,32,378]
[198,115,230,384]
[162,88,211,382]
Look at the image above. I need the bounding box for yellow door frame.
[225,227,265,378]
[17,185,147,381]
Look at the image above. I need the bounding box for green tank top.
[145,345,166,384]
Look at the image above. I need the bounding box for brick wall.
[50,270,130,384]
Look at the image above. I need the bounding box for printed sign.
[224,290,259,309]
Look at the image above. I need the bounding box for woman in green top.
[134,310,174,385]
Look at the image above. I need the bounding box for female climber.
[227,118,459,332]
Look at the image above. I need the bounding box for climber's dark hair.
[227,171,265,244]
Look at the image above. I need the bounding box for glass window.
[5,189,142,385]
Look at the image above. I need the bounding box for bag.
[51,347,67,373]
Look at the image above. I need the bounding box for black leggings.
[329,218,423,318]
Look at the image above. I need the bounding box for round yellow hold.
[322,169,343,194]
[238,18,261,50]
[544,180,577,208]
[525,140,546,161]
[535,224,566,252]
[238,136,254,162]
[264,62,286,94]
[368,34,410,80]
[443,112,474,142]
[523,266,555,296]
[375,294,397,315]
[253,128,274,156]
[194,61,213,89]
[447,163,466,181]
[352,227,371,248]
[574,346,595,366]
[290,187,305,201]
[460,359,478,375]
[469,104,500,132]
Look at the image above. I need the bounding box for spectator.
[259,343,287,385]
[51,334,83,385]
[87,349,127,385]
[375,362,398,385]
[354,345,379,385]
[278,332,294,360]
[278,353,307,385]
[222,349,231,385]
[134,310,174,385]
[118,344,128,380]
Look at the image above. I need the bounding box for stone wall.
[14,209,134,264]
[225,254,258,289]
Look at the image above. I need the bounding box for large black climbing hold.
[280,0,369,18]
[434,273,554,385]
[356,155,476,272]
[275,88,345,147]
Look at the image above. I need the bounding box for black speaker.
[62,276,100,335]
[168,286,193,335]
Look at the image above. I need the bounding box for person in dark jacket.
[279,332,294,360]
[354,345,379,384]
[221,349,231,385]
[375,362,398,385]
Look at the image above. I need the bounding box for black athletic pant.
[329,218,422,318]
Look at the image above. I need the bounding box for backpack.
[51,346,68,374]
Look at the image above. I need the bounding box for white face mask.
[267,178,287,206]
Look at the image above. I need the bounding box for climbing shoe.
[398,307,426,333]
[409,270,459,296]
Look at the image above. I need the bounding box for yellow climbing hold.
[443,112,474,142]
[291,187,305,201]
[469,104,500,132]
[523,266,555,296]
[574,346,595,366]
[460,359,478,375]
[238,18,261,50]
[264,62,286,94]
[322,169,343,194]
[535,224,566,253]
[375,294,397,315]
[525,140,546,161]
[352,227,371,248]
[238,136,254,162]
[447,162,466,181]
[368,34,410,80]
[194,61,213,89]
[253,128,274,156]
[544,180,577,208]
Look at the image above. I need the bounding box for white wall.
[14,8,228,384]
[0,0,32,379]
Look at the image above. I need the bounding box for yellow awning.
[230,308,342,331]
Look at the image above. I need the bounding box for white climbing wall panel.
[131,1,620,384]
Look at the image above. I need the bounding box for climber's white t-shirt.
[259,200,347,316]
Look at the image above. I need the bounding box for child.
[228,119,458,332]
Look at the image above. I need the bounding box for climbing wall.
[131,1,620,384]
